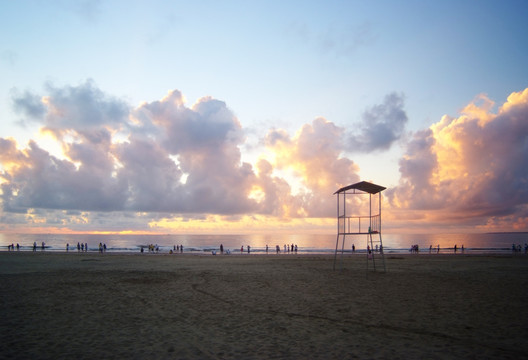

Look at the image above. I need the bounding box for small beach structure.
[333,181,386,272]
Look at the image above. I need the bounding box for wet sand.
[1,252,527,359]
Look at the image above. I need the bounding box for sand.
[1,252,527,359]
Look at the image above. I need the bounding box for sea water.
[1,232,527,254]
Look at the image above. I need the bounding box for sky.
[1,0,527,235]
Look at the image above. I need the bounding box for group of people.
[143,244,160,253]
[415,244,466,254]
[367,244,383,254]
[269,244,299,254]
[428,245,441,253]
[453,244,465,253]
[410,244,420,253]
[7,241,104,253]
[512,243,528,253]
[66,242,106,253]
[66,242,89,252]
[213,244,301,255]
[168,245,184,254]
[6,243,20,251]
[97,243,107,253]
[211,244,231,255]
[140,244,185,254]
[33,241,46,251]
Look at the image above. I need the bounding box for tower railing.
[338,214,380,234]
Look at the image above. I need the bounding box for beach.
[1,252,527,359]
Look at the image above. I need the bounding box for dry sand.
[1,252,527,359]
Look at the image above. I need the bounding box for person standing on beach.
[454,244,457,253]
[220,244,224,254]
[247,245,251,254]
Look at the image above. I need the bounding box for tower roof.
[334,181,386,195]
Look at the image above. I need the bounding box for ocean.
[1,232,527,254]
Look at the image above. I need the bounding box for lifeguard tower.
[333,181,386,272]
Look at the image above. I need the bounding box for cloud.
[9,80,130,139]
[0,139,128,212]
[347,92,408,152]
[2,83,362,231]
[3,80,527,233]
[130,91,257,214]
[138,91,244,154]
[42,80,129,132]
[11,89,46,120]
[387,88,528,230]
[114,136,184,212]
[264,117,360,217]
[2,84,259,218]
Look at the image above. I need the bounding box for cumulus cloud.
[1,81,363,232]
[263,117,360,217]
[0,139,128,212]
[11,89,46,120]
[347,92,408,152]
[1,83,261,219]
[42,80,129,133]
[387,88,528,230]
[4,80,526,233]
[131,91,257,214]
